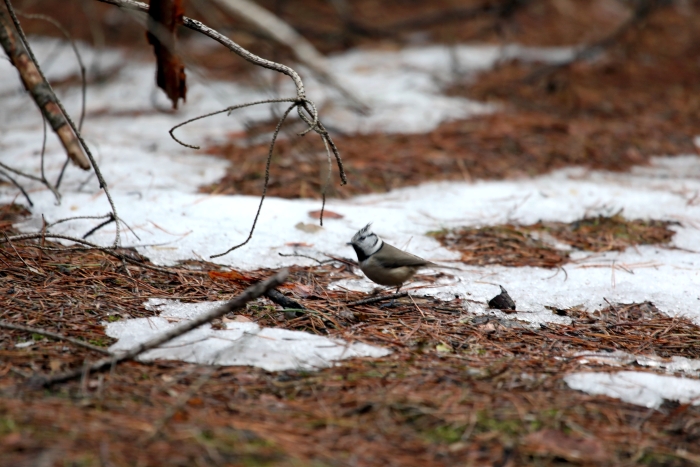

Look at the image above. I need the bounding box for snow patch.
[565,372,700,409]
[573,350,700,375]
[105,299,390,371]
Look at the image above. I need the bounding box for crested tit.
[347,223,457,292]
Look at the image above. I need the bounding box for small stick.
[264,288,305,310]
[347,292,408,307]
[0,320,112,355]
[28,269,289,388]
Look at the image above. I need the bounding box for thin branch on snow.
[28,269,289,388]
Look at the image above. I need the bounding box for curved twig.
[210,102,297,258]
[169,97,298,149]
[0,168,33,206]
[38,117,62,202]
[97,0,348,254]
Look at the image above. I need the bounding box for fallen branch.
[265,288,305,311]
[0,5,90,170]
[0,320,112,355]
[347,292,408,307]
[28,269,289,388]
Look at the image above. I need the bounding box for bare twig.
[0,5,90,170]
[97,0,306,99]
[82,213,116,239]
[97,0,348,253]
[211,0,368,112]
[347,292,408,307]
[16,11,88,131]
[28,269,289,388]
[210,103,297,258]
[0,320,112,355]
[278,252,333,265]
[0,168,33,206]
[265,288,305,311]
[169,97,299,149]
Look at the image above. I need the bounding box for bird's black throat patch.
[351,243,369,262]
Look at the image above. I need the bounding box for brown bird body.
[348,224,458,292]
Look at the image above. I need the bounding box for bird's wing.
[374,243,431,269]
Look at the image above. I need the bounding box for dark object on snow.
[147,0,187,109]
[488,285,516,311]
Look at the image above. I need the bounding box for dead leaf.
[49,359,63,373]
[308,210,343,219]
[285,242,313,248]
[147,0,187,109]
[291,284,314,298]
[295,222,323,233]
[208,270,256,283]
[223,315,253,323]
[522,429,607,462]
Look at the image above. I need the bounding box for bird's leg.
[380,285,403,308]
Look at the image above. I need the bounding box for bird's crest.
[349,223,382,257]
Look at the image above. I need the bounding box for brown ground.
[2,224,700,467]
[431,214,678,268]
[3,1,700,466]
[200,2,700,199]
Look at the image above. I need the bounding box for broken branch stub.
[0,7,90,170]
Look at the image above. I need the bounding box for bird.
[347,223,458,292]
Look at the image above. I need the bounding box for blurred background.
[6,0,700,197]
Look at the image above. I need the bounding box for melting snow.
[105,299,390,371]
[573,350,700,375]
[565,372,700,409]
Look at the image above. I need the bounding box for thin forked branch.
[99,0,347,255]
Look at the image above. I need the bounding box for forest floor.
[2,1,700,466]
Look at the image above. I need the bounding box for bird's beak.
[346,242,353,246]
